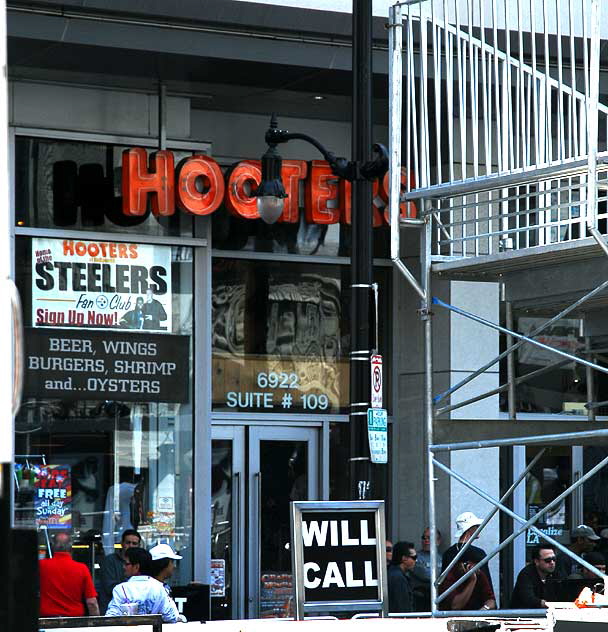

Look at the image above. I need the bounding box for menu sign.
[34,465,71,529]
[24,327,189,403]
[32,238,172,332]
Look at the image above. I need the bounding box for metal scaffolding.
[388,0,608,614]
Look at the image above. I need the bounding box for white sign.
[32,238,172,332]
[367,408,388,464]
[210,559,226,597]
[370,354,383,408]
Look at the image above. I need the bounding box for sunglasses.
[386,546,392,552]
[407,554,417,560]
[540,557,556,563]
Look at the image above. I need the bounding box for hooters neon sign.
[122,148,416,224]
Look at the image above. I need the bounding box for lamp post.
[255,0,382,502]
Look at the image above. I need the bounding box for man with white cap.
[150,543,182,585]
[149,543,186,622]
[441,511,494,594]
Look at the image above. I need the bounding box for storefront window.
[211,207,391,258]
[211,259,391,414]
[583,446,608,533]
[500,311,597,414]
[15,137,199,237]
[14,236,194,586]
[15,136,392,256]
[524,446,571,557]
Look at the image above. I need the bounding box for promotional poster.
[32,238,172,332]
[34,465,72,530]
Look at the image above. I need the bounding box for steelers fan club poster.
[32,237,173,332]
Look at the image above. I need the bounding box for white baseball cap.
[455,511,483,537]
[149,543,182,561]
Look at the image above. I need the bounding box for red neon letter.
[279,160,307,223]
[225,161,261,220]
[340,179,384,226]
[176,155,225,216]
[380,168,417,222]
[122,148,175,217]
[305,161,340,225]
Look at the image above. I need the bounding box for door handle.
[232,471,241,617]
[254,471,262,617]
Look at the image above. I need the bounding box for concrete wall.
[10,81,190,138]
[394,245,502,599]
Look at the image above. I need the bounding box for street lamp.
[255,113,388,222]
[255,137,288,224]
[254,111,388,501]
[256,0,378,502]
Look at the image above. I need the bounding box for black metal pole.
[349,0,374,500]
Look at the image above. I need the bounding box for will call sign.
[122,148,417,224]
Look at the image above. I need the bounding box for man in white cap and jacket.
[441,511,494,594]
[149,543,186,622]
[150,543,182,585]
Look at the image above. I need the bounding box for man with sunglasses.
[106,547,180,623]
[511,546,559,609]
[387,541,416,613]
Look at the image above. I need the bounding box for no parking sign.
[370,354,383,408]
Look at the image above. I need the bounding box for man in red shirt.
[39,532,99,617]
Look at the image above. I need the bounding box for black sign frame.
[290,500,388,619]
[24,327,190,403]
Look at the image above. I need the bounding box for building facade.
[7,0,608,619]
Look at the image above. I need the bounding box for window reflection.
[14,238,194,587]
[212,259,351,414]
[524,447,571,557]
[500,312,604,414]
[212,259,390,414]
[15,137,197,236]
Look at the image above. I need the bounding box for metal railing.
[392,0,605,259]
[39,614,162,631]
[388,0,608,617]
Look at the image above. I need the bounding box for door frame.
[247,425,319,618]
[212,423,321,620]
[211,425,246,620]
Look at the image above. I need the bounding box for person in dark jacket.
[142,288,167,329]
[97,529,142,613]
[511,546,559,609]
[554,525,599,578]
[388,541,416,613]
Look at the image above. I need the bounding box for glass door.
[211,426,245,620]
[248,426,318,619]
[211,425,318,621]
